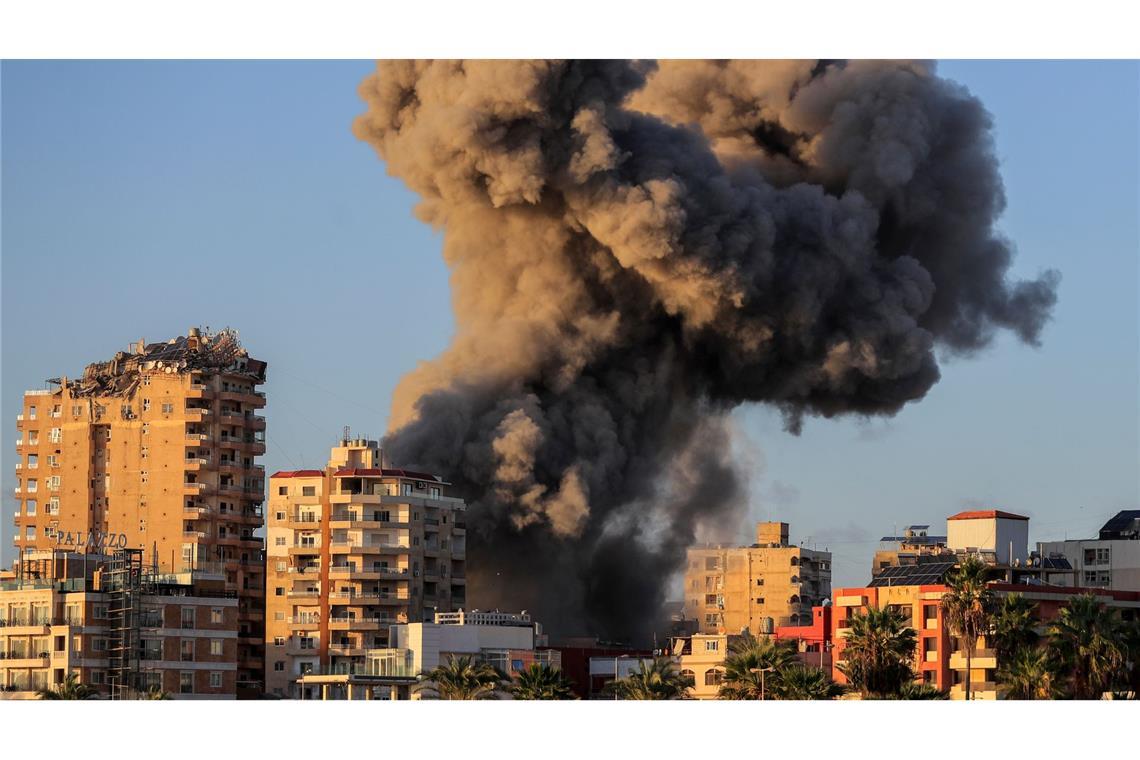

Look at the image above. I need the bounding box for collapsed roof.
[58,327,266,398]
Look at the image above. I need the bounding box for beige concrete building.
[684,522,831,636]
[1039,510,1140,592]
[671,631,735,700]
[872,524,954,579]
[1,549,240,699]
[264,437,467,698]
[12,328,267,695]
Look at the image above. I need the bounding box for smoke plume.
[353,60,1058,641]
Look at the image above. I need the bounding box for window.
[275,537,286,546]
[274,661,285,672]
[210,639,224,656]
[275,511,285,520]
[28,405,37,419]
[181,607,196,629]
[92,670,105,685]
[273,637,286,647]
[704,557,719,571]
[49,428,62,443]
[403,483,414,496]
[704,640,720,652]
[278,486,288,496]
[49,476,60,491]
[48,498,59,515]
[275,587,284,596]
[26,499,37,516]
[72,405,83,417]
[756,597,765,605]
[180,672,193,694]
[143,398,151,411]
[300,637,316,649]
[704,669,723,686]
[181,639,195,661]
[27,454,38,469]
[429,487,440,499]
[704,613,719,626]
[162,403,174,414]
[27,479,38,493]
[274,612,285,621]
[26,525,36,540]
[210,672,223,689]
[275,561,286,572]
[47,454,58,467]
[302,486,316,497]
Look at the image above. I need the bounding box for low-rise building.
[873,525,954,578]
[1,549,240,700]
[1038,510,1140,592]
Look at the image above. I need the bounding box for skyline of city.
[2,60,1137,593]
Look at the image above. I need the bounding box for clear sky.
[2,60,1137,588]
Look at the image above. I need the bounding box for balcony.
[949,649,997,670]
[289,590,322,599]
[330,541,411,555]
[329,592,410,604]
[182,531,208,540]
[187,383,214,399]
[328,617,386,631]
[287,617,321,630]
[328,565,409,580]
[184,457,211,471]
[183,505,211,518]
[185,432,209,444]
[289,544,321,555]
[329,513,409,528]
[183,482,209,496]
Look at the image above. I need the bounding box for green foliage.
[997,645,1060,700]
[837,606,917,698]
[419,655,508,700]
[716,634,799,700]
[36,673,98,700]
[510,663,577,700]
[1048,593,1126,699]
[604,657,693,700]
[771,665,846,700]
[990,593,1039,662]
[940,556,994,700]
[896,681,950,700]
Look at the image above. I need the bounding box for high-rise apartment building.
[11,328,267,696]
[264,437,467,698]
[683,522,832,636]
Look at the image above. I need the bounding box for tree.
[1049,593,1125,699]
[139,686,172,700]
[604,658,692,700]
[990,593,1039,662]
[510,663,577,700]
[717,634,799,700]
[897,681,950,700]
[418,655,507,700]
[997,646,1059,700]
[37,673,98,700]
[772,665,845,700]
[838,606,917,698]
[940,555,994,700]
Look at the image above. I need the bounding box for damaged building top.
[52,327,267,397]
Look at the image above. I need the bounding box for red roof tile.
[947,509,1029,521]
[270,469,323,479]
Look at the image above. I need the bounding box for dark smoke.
[352,60,1059,642]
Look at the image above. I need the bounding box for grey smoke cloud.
[353,60,1058,641]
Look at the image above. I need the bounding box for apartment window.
[162,403,174,414]
[705,640,720,652]
[27,479,38,493]
[92,670,105,685]
[49,428,62,443]
[142,398,151,411]
[49,476,60,491]
[211,608,223,624]
[429,487,440,498]
[704,614,719,626]
[274,612,285,621]
[273,637,285,647]
[210,639,224,656]
[27,454,38,469]
[275,587,284,596]
[756,597,765,605]
[26,526,36,540]
[47,454,58,467]
[302,486,316,497]
[705,594,718,606]
[403,483,414,496]
[1097,548,1111,564]
[180,672,193,694]
[93,604,109,619]
[210,672,223,689]
[28,405,37,419]
[278,486,288,496]
[180,639,195,662]
[274,661,285,672]
[276,562,286,572]
[300,637,316,649]
[181,607,196,629]
[704,669,724,686]
[72,405,83,416]
[275,537,286,546]
[93,638,108,652]
[275,511,285,520]
[705,557,719,571]
[26,499,37,516]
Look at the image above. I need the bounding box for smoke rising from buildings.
[352,60,1058,640]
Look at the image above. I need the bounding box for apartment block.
[683,522,831,635]
[12,327,268,696]
[264,437,467,698]
[0,550,239,699]
[1039,510,1140,592]
[873,524,953,579]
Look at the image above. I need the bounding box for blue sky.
[2,60,1137,587]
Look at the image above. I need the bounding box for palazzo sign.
[46,527,129,550]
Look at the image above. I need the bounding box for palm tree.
[838,606,917,698]
[997,646,1059,700]
[604,658,692,700]
[897,681,950,700]
[139,686,172,700]
[1049,593,1125,699]
[717,634,799,700]
[772,665,845,700]
[940,555,993,700]
[37,673,98,700]
[418,655,507,700]
[990,593,1039,662]
[510,663,577,700]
